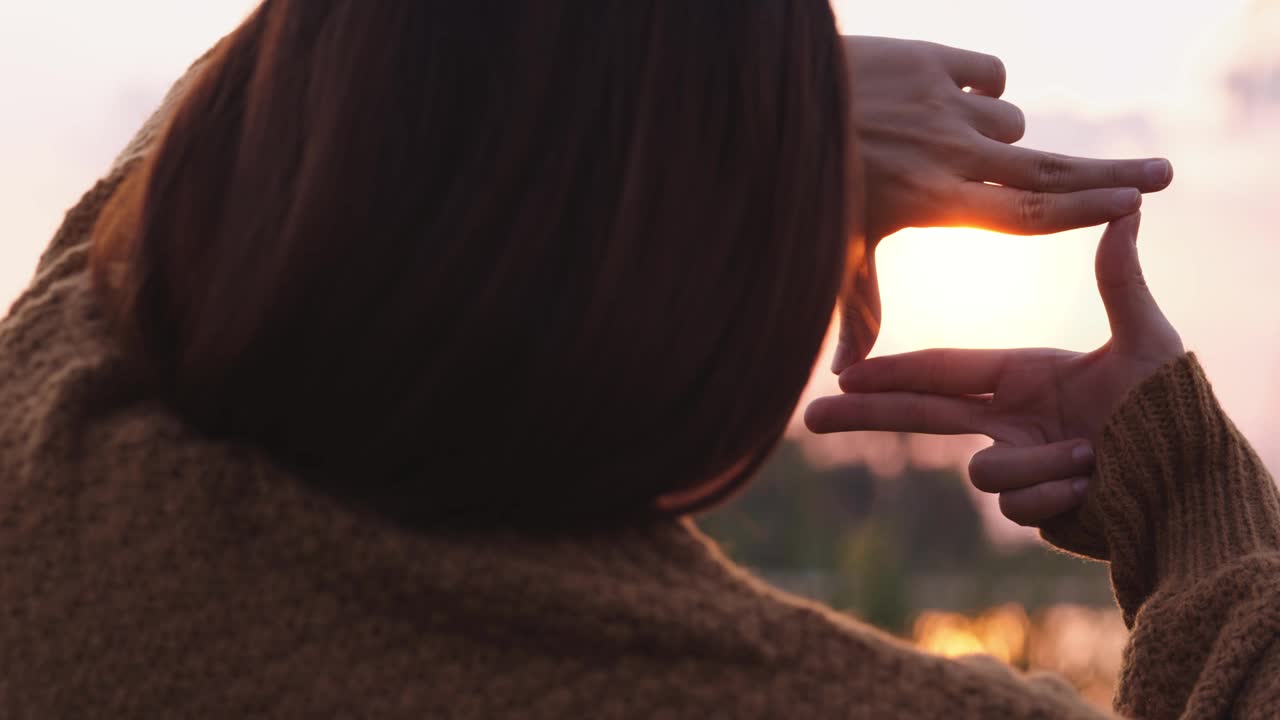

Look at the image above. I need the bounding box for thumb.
[831,244,882,373]
[1094,212,1166,352]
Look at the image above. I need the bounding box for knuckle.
[1034,155,1074,192]
[1017,191,1052,229]
[922,92,951,117]
[1106,162,1124,187]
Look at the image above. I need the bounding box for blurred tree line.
[699,438,1111,634]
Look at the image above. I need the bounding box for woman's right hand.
[830,36,1177,373]
[805,213,1186,527]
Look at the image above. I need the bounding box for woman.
[0,1,1209,717]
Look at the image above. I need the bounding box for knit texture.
[1041,355,1280,718]
[2,49,1278,719]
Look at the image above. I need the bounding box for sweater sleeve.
[1041,353,1280,718]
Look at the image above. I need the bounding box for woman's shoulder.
[0,40,223,425]
[0,69,193,534]
[33,43,217,283]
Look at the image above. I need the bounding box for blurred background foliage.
[700,438,1123,706]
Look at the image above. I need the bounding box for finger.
[839,348,1015,395]
[831,240,881,374]
[960,94,1025,144]
[968,440,1094,493]
[804,392,991,436]
[1094,212,1174,352]
[937,45,1007,97]
[949,183,1142,236]
[970,144,1174,193]
[999,478,1090,526]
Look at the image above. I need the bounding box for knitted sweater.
[2,54,1279,720]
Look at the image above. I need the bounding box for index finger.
[805,392,993,437]
[839,348,1018,395]
[972,143,1175,194]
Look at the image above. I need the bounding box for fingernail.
[1071,478,1090,497]
[831,342,853,374]
[1112,188,1142,213]
[1072,443,1094,465]
[1144,159,1172,188]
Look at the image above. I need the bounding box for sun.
[869,226,1110,357]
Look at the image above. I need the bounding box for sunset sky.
[2,2,1277,523]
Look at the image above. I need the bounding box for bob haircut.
[92,0,860,531]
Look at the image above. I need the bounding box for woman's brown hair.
[93,0,859,530]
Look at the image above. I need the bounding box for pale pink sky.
[2,2,1277,527]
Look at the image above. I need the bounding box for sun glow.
[912,603,1127,706]
[913,604,1030,664]
[871,226,1110,357]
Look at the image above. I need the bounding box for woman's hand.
[833,37,1175,372]
[847,36,1173,240]
[806,213,1185,527]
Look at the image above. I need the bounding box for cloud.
[1020,110,1162,159]
[1225,62,1280,111]
[1214,0,1280,130]
[1222,60,1280,131]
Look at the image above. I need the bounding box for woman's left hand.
[806,214,1185,527]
